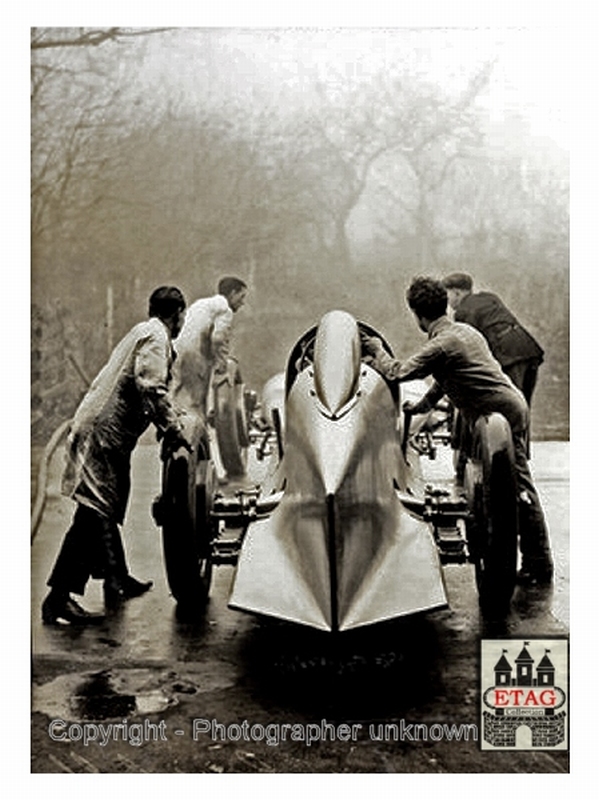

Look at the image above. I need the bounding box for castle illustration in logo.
[482,642,567,748]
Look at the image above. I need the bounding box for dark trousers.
[510,430,552,567]
[504,359,541,406]
[47,504,128,596]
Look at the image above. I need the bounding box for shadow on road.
[234,615,445,720]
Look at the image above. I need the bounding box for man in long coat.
[42,286,189,625]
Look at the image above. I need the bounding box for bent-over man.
[42,286,190,625]
[364,276,553,586]
[442,272,544,405]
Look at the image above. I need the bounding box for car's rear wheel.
[465,413,518,618]
[213,372,248,479]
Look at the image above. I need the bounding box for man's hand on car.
[360,333,385,357]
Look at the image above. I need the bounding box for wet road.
[31,438,569,773]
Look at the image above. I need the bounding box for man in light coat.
[42,286,190,625]
[171,276,247,420]
[169,277,247,469]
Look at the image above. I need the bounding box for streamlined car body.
[228,310,448,631]
[156,310,520,627]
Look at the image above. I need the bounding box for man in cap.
[364,276,553,586]
[42,286,190,625]
[442,273,544,405]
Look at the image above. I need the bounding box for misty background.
[31,27,569,444]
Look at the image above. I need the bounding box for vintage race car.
[153,310,519,628]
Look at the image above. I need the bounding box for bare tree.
[31,27,172,50]
[31,27,174,243]
[276,62,494,268]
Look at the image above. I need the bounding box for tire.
[214,376,248,478]
[236,385,251,449]
[465,414,518,618]
[161,447,214,610]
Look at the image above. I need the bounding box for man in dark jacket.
[364,276,553,586]
[442,273,544,405]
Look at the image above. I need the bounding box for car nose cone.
[313,310,361,416]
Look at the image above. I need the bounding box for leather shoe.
[42,594,105,626]
[517,563,554,586]
[121,576,153,598]
[104,575,153,606]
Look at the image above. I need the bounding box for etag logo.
[480,639,568,751]
[485,686,565,710]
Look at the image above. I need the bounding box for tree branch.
[31,27,173,50]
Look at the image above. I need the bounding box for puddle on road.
[33,670,173,721]
[33,663,238,722]
[73,671,137,719]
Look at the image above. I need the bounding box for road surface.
[31,437,569,773]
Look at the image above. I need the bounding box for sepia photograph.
[28,7,574,780]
